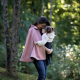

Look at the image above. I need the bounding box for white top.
[37,31,56,46]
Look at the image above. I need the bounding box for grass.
[0,67,49,80]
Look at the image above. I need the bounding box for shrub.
[47,44,80,80]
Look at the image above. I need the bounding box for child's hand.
[34,42,38,45]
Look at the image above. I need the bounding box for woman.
[20,16,52,80]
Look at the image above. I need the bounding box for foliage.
[0,0,80,45]
[16,43,80,80]
[1,42,80,80]
[47,44,80,80]
[19,10,38,44]
[0,0,80,79]
[0,67,49,80]
[17,43,37,75]
[53,0,80,45]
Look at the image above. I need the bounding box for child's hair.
[45,26,54,33]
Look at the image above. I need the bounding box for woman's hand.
[45,47,53,54]
[47,48,53,54]
[34,42,38,45]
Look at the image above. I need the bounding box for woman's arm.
[34,42,53,54]
[45,47,53,54]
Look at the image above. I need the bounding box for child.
[34,26,56,54]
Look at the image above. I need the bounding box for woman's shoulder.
[30,25,38,29]
[28,27,34,31]
[28,27,39,36]
[28,27,35,32]
[29,25,38,31]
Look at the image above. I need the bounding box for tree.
[3,0,21,77]
[50,0,53,25]
[3,0,11,74]
[10,0,21,77]
[41,0,44,16]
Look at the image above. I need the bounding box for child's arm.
[34,34,48,46]
[34,40,46,46]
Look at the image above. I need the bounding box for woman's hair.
[33,16,50,26]
[29,16,50,35]
[45,26,54,33]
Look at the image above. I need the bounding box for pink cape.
[20,25,46,62]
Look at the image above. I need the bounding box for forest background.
[0,0,80,80]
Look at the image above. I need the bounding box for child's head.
[42,26,54,33]
[45,26,54,33]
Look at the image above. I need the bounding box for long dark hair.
[31,16,50,35]
[33,16,50,26]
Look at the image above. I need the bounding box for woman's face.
[36,23,46,29]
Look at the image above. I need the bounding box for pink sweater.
[20,25,46,62]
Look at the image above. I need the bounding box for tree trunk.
[41,0,44,16]
[10,0,21,77]
[31,1,37,14]
[3,0,11,74]
[50,0,53,25]
[1,0,3,5]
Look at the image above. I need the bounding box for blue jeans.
[33,59,47,80]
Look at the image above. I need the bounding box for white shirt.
[37,31,56,46]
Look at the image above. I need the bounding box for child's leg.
[45,47,53,54]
